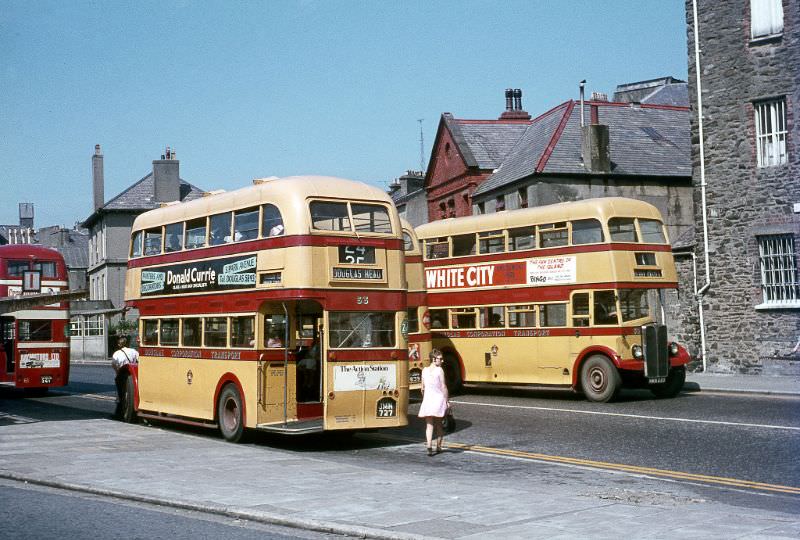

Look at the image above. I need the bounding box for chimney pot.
[504,89,513,111]
[513,89,522,111]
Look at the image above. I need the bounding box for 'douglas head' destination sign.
[140,255,257,296]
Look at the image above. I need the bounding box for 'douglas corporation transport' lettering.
[141,256,257,296]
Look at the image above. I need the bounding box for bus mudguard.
[213,373,247,426]
[571,346,622,387]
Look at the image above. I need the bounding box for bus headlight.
[669,342,679,356]
[632,345,643,359]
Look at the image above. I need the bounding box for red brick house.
[425,89,531,221]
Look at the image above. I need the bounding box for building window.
[496,196,505,212]
[758,234,799,307]
[517,188,528,209]
[439,202,447,220]
[755,99,787,167]
[751,0,783,39]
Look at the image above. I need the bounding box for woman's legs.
[424,417,434,451]
[434,417,444,451]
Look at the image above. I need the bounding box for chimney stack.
[499,88,531,120]
[92,144,104,211]
[19,202,34,229]
[153,146,180,203]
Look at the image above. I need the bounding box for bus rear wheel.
[218,385,245,443]
[651,366,686,399]
[442,353,463,395]
[580,355,621,403]
[120,376,137,423]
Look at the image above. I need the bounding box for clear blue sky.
[1,1,688,228]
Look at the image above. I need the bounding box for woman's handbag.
[443,406,456,434]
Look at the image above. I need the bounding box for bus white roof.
[131,176,395,232]
[415,197,663,238]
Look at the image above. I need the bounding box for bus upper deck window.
[131,231,143,258]
[262,204,284,236]
[352,204,392,234]
[572,219,604,245]
[164,223,184,253]
[33,261,57,278]
[233,207,259,241]
[540,223,568,248]
[144,228,163,256]
[452,234,476,257]
[311,201,350,231]
[210,212,232,245]
[402,232,414,252]
[609,218,638,242]
[425,238,449,260]
[508,226,535,251]
[185,218,207,249]
[639,219,667,244]
[479,231,505,254]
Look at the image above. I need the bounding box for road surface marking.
[450,399,800,431]
[372,433,800,496]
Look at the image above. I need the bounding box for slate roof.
[640,83,689,107]
[443,113,530,169]
[37,227,89,269]
[474,101,691,196]
[83,173,204,227]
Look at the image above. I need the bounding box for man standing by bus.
[111,336,138,419]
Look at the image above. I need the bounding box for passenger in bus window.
[267,333,283,348]
[268,223,284,236]
[418,349,450,456]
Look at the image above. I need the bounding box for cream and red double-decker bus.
[415,197,691,403]
[401,219,431,391]
[120,176,409,441]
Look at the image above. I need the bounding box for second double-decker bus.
[401,219,431,390]
[415,197,690,402]
[0,244,70,392]
[120,176,409,441]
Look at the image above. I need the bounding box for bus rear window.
[19,320,51,341]
[33,261,57,278]
[311,201,350,231]
[609,218,638,242]
[329,312,395,348]
[639,219,666,244]
[352,204,392,234]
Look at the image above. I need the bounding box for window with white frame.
[86,315,105,336]
[70,318,83,337]
[751,0,783,39]
[754,99,787,167]
[758,234,799,307]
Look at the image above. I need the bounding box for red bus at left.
[0,244,70,392]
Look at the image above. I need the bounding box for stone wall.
[685,0,800,373]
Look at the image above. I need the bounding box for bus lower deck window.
[160,319,179,346]
[182,318,201,347]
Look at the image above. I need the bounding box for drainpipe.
[692,0,711,372]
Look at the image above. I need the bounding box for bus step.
[256,419,324,435]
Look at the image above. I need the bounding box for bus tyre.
[651,366,686,399]
[218,385,245,443]
[120,376,137,424]
[580,355,621,403]
[443,353,463,395]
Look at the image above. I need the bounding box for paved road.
[1,366,799,538]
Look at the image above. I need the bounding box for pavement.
[1,366,797,539]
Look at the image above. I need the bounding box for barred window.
[751,0,783,39]
[758,235,799,307]
[754,99,787,167]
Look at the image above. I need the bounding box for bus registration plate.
[648,377,666,384]
[40,375,52,384]
[376,397,397,417]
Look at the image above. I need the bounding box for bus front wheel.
[120,376,137,423]
[580,355,621,403]
[651,366,686,399]
[218,385,244,443]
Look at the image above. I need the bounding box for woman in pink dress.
[418,349,450,456]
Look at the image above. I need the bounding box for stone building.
[388,170,427,227]
[685,0,799,373]
[80,145,204,358]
